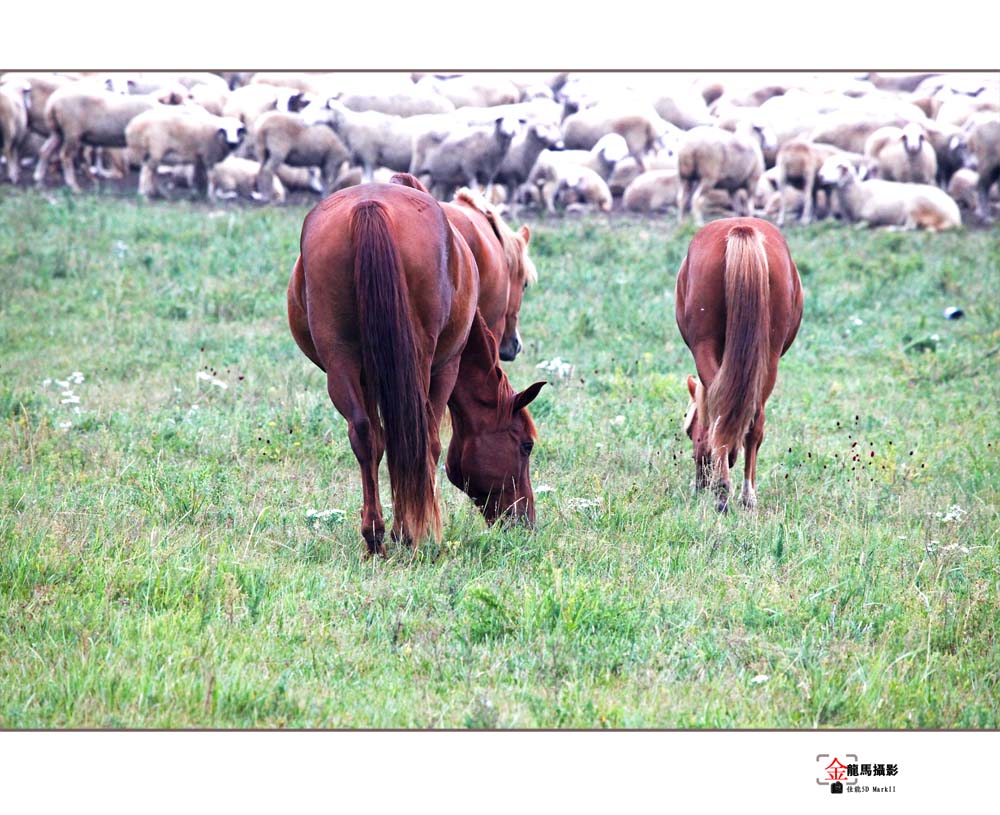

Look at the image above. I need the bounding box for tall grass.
[1,189,997,727]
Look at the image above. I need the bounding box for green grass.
[1,187,998,728]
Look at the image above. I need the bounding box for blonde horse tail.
[707,224,770,458]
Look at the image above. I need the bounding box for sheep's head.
[103,75,130,95]
[594,133,629,165]
[157,83,193,106]
[495,116,522,141]
[818,156,855,187]
[216,118,247,150]
[532,121,563,150]
[902,122,926,155]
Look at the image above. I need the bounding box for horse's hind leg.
[713,450,733,513]
[327,370,387,558]
[740,405,766,510]
[390,358,456,548]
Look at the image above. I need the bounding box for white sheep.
[252,110,349,201]
[415,73,521,109]
[607,144,677,197]
[773,139,873,226]
[33,82,190,190]
[276,164,324,194]
[946,167,980,212]
[960,114,1000,222]
[676,121,774,224]
[299,98,412,182]
[0,78,31,183]
[207,155,285,204]
[125,106,246,199]
[551,165,614,213]
[492,120,563,214]
[622,169,681,213]
[864,123,937,184]
[222,83,307,131]
[818,156,961,231]
[560,101,672,172]
[523,133,629,213]
[410,116,522,200]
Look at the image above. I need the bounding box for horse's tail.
[351,200,439,542]
[707,224,771,458]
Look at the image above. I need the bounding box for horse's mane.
[455,188,537,286]
[461,309,539,439]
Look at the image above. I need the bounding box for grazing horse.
[287,181,544,556]
[675,217,803,511]
[390,173,536,361]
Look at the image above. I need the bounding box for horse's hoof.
[715,497,730,513]
[390,527,414,548]
[361,542,388,560]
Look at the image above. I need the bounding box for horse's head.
[446,315,546,525]
[683,375,713,489]
[446,380,545,526]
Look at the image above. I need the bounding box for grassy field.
[1,187,997,728]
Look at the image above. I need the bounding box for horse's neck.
[448,314,507,432]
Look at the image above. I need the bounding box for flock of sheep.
[0,70,997,229]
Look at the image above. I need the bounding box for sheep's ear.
[215,127,228,144]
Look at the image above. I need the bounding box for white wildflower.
[850,316,863,326]
[751,674,769,684]
[536,357,574,379]
[566,497,602,511]
[611,414,626,426]
[68,371,84,385]
[58,421,72,430]
[306,508,345,519]
[60,394,80,405]
[535,484,555,494]
[197,371,228,389]
[934,505,967,523]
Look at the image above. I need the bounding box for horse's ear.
[687,375,698,399]
[513,381,546,413]
[519,224,530,244]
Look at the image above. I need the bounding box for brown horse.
[675,217,803,511]
[287,181,544,557]
[390,173,536,361]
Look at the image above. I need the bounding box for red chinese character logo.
[825,758,848,781]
